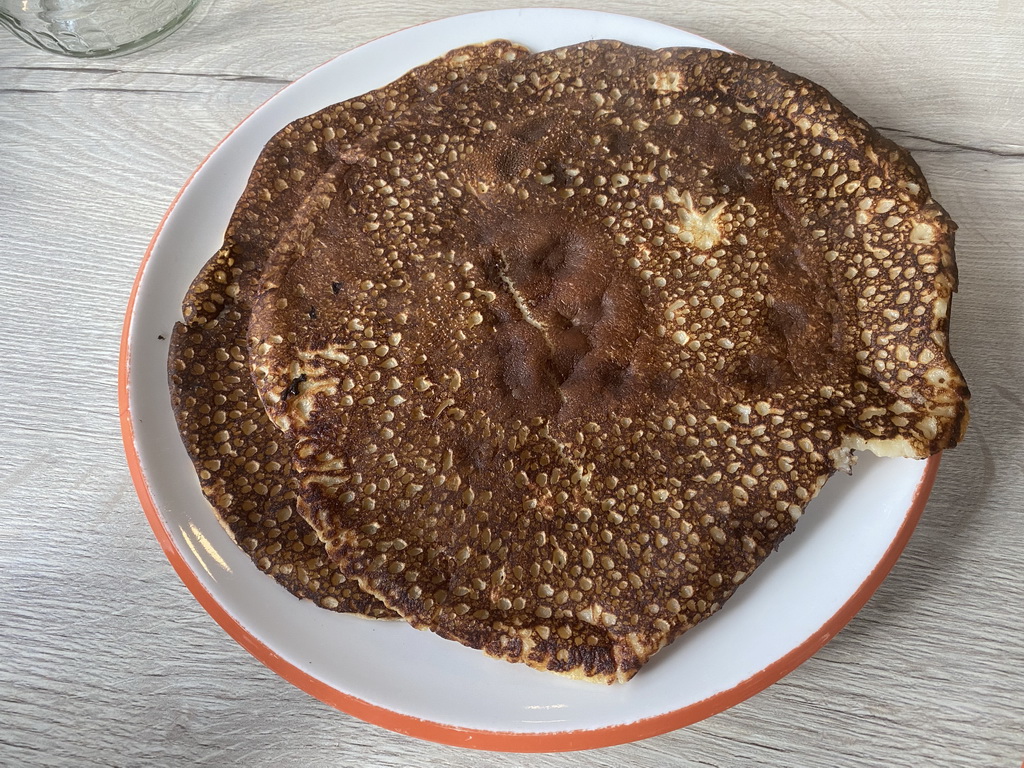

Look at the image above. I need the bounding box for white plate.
[120,8,939,752]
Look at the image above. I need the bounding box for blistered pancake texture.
[169,302,391,615]
[246,41,968,680]
[169,42,528,616]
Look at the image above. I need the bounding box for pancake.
[247,41,969,681]
[169,41,528,615]
[170,273,393,615]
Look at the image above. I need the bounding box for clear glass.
[0,0,201,58]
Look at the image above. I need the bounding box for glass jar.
[0,0,201,58]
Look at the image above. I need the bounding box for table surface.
[2,1,1021,765]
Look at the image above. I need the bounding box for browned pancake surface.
[170,296,393,615]
[247,42,968,680]
[169,41,528,615]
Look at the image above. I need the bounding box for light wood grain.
[1,1,1022,765]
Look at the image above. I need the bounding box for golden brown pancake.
[169,41,529,615]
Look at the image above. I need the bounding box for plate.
[119,8,940,752]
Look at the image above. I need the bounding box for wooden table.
[2,1,1021,764]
